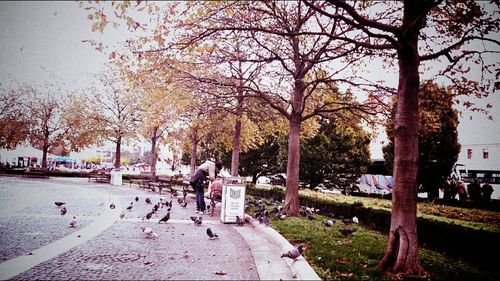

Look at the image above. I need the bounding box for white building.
[456,143,500,184]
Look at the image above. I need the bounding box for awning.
[54,156,76,163]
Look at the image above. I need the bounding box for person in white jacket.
[189,160,222,213]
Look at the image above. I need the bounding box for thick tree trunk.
[284,52,305,216]
[231,97,244,176]
[284,115,301,215]
[379,0,427,277]
[150,127,159,178]
[114,136,121,169]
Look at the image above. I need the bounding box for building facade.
[456,143,500,183]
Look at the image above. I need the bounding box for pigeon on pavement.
[69,216,77,228]
[120,212,125,219]
[281,244,305,261]
[194,216,202,226]
[60,207,67,216]
[54,201,65,207]
[179,201,187,208]
[206,227,218,239]
[158,212,170,224]
[235,216,244,226]
[127,202,133,211]
[109,203,116,209]
[141,226,158,239]
[135,196,139,202]
[145,198,152,204]
[143,211,153,220]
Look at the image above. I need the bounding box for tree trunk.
[114,136,121,169]
[284,115,301,216]
[150,127,159,178]
[379,0,427,277]
[189,129,198,177]
[231,96,244,176]
[41,144,49,169]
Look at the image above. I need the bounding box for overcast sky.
[1,1,498,159]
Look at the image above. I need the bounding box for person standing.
[189,160,222,214]
[481,180,494,203]
[457,181,467,202]
[467,179,482,202]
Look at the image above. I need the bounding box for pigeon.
[353,216,359,224]
[206,227,218,239]
[261,216,270,226]
[144,211,153,220]
[339,228,356,237]
[145,198,152,204]
[235,216,244,226]
[120,212,125,219]
[324,220,335,227]
[281,244,305,261]
[177,198,183,204]
[135,196,139,202]
[194,216,203,226]
[342,218,354,225]
[127,202,133,211]
[109,203,116,209]
[69,216,77,228]
[141,226,158,238]
[179,201,187,208]
[60,207,67,216]
[307,214,315,220]
[153,203,160,213]
[54,201,65,207]
[158,212,170,223]
[190,216,197,222]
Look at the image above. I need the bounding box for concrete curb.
[245,214,321,281]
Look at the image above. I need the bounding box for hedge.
[245,184,499,270]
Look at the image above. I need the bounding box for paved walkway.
[0,176,319,280]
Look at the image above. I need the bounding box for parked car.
[270,174,286,186]
[314,184,342,194]
[256,176,271,185]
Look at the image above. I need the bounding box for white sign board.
[220,183,246,223]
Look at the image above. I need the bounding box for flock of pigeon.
[55,193,359,263]
[247,195,359,236]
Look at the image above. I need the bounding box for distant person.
[481,180,494,203]
[467,179,482,202]
[189,160,222,214]
[457,181,467,202]
[442,177,452,201]
[449,178,458,200]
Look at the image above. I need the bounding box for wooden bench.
[147,175,173,195]
[88,170,110,183]
[129,172,154,189]
[23,168,49,179]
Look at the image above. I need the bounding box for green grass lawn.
[247,192,500,281]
